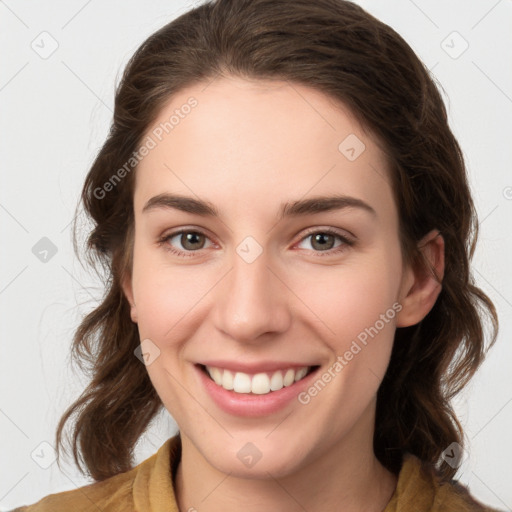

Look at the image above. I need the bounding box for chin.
[196,432,314,479]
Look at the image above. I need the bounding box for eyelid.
[297,226,355,244]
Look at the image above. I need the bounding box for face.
[123,75,424,478]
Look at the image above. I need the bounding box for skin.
[122,75,444,512]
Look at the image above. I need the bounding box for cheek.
[131,250,215,342]
[294,251,401,344]
[133,275,189,339]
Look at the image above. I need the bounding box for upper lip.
[198,360,319,374]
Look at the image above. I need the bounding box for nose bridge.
[213,240,290,342]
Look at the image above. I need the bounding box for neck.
[174,407,397,512]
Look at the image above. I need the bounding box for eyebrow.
[142,193,377,219]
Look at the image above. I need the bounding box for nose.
[212,247,292,344]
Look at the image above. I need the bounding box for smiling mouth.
[198,364,319,395]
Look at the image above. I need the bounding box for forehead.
[134,75,395,225]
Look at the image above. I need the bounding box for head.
[56,0,498,482]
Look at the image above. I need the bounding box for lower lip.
[196,365,319,417]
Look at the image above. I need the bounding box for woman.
[12,0,501,510]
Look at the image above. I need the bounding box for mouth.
[197,363,320,395]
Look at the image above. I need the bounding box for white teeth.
[251,373,270,394]
[204,365,311,395]
[233,372,252,393]
[222,369,234,390]
[207,366,227,387]
[210,367,223,386]
[269,371,284,391]
[283,369,295,387]
[294,367,308,382]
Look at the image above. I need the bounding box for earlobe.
[395,229,445,328]
[121,274,138,324]
[129,303,138,323]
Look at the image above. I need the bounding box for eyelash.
[157,227,355,258]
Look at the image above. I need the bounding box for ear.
[121,273,138,323]
[395,229,444,328]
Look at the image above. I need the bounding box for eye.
[296,228,354,257]
[158,229,214,257]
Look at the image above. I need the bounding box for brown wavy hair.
[55,0,498,482]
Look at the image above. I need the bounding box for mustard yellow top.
[11,434,501,512]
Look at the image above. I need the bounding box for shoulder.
[387,453,503,512]
[8,475,131,511]
[9,462,141,512]
[9,436,179,512]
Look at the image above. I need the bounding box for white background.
[1,0,511,510]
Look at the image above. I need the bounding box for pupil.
[314,233,333,251]
[184,232,202,250]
